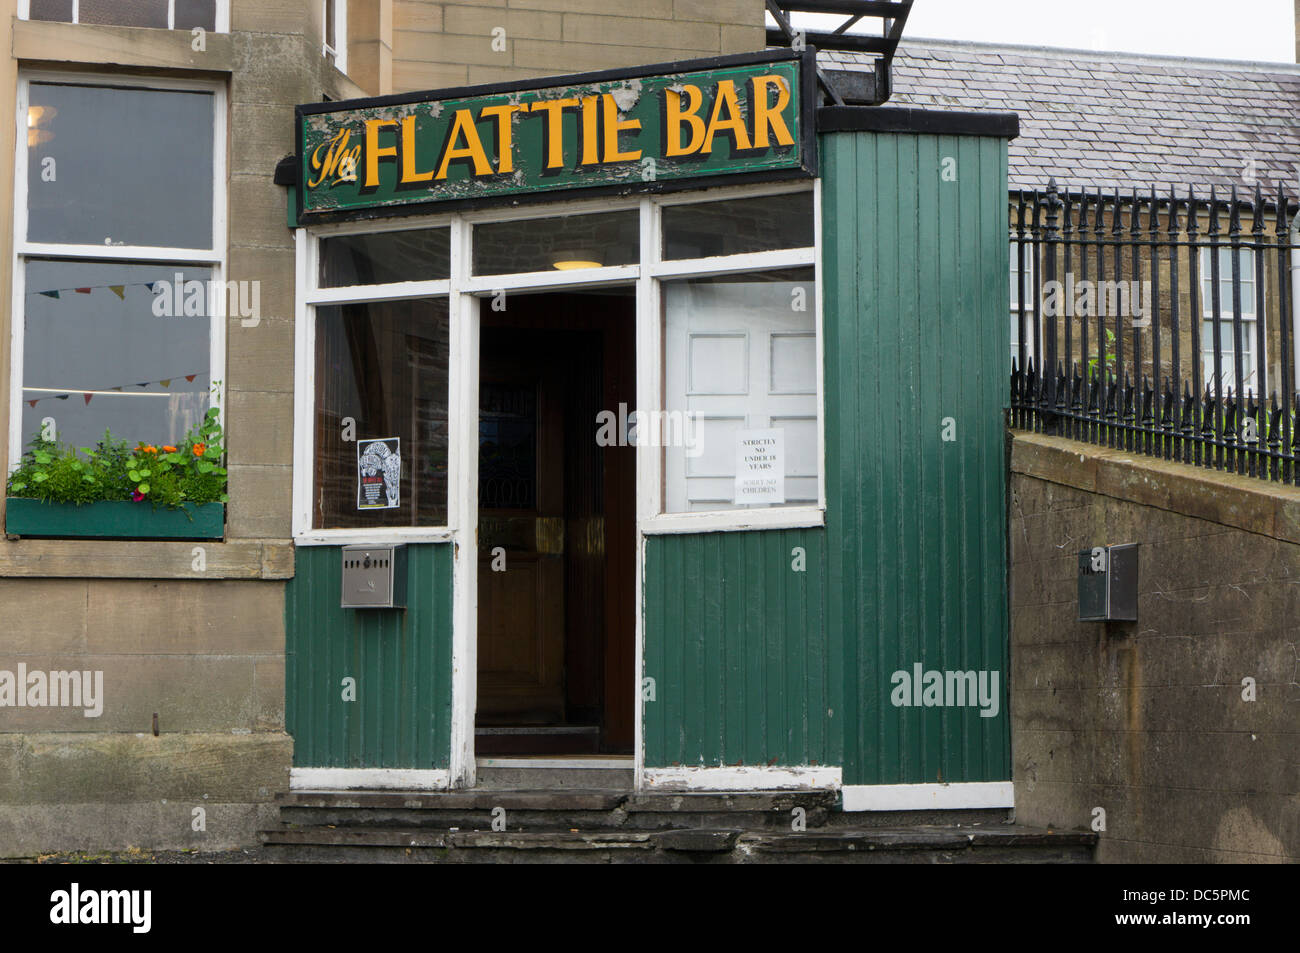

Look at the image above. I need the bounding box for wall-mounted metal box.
[1077,543,1138,622]
[341,544,407,609]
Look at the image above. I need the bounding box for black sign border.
[293,48,818,226]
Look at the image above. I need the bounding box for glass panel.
[174,0,218,31]
[662,192,813,260]
[473,212,638,276]
[313,298,450,528]
[27,83,214,249]
[319,229,451,287]
[479,382,536,510]
[78,0,169,28]
[28,0,74,22]
[21,259,212,452]
[660,268,817,514]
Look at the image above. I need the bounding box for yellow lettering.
[529,98,579,169]
[479,104,526,174]
[751,75,795,149]
[308,128,361,188]
[580,95,600,166]
[664,86,706,157]
[702,80,752,154]
[400,115,434,183]
[435,108,494,179]
[601,93,641,163]
[364,119,399,188]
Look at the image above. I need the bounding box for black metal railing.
[1010,179,1299,484]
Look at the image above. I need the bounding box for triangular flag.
[38,290,59,299]
[55,394,68,400]
[111,386,122,392]
[136,383,149,388]
[83,393,93,405]
[159,379,171,388]
[27,400,37,409]
[109,286,125,299]
[185,374,196,383]
[74,287,92,294]
[146,282,159,293]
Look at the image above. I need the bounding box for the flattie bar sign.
[295,50,814,221]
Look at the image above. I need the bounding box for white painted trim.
[461,265,639,295]
[290,768,450,791]
[642,766,842,791]
[448,216,478,789]
[633,196,658,793]
[465,195,643,226]
[641,505,825,535]
[13,242,222,263]
[840,782,1015,812]
[813,177,826,513]
[305,279,451,305]
[649,247,814,279]
[295,527,454,546]
[651,179,813,207]
[477,757,633,770]
[291,229,314,539]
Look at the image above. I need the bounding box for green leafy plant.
[1087,328,1117,378]
[6,409,228,509]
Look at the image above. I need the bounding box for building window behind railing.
[1010,180,1298,484]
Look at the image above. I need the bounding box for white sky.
[789,0,1297,64]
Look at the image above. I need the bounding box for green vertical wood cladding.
[822,129,1011,786]
[285,544,453,769]
[643,529,834,768]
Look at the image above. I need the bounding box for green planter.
[4,498,224,540]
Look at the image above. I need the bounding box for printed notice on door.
[734,428,784,505]
[357,437,401,510]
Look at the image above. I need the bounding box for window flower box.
[4,498,224,540]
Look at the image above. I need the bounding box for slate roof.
[822,39,1300,201]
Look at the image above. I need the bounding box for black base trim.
[818,105,1019,139]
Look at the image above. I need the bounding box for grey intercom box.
[341,544,407,609]
[1077,543,1138,622]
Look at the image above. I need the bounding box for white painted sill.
[640,505,825,535]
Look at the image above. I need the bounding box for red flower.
[131,490,146,502]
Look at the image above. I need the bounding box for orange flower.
[192,443,207,457]
[142,445,158,453]
[162,446,177,453]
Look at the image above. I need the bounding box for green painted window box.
[4,498,224,540]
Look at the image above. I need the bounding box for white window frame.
[8,70,228,482]
[16,0,231,32]
[292,179,823,545]
[1010,243,1037,370]
[293,180,821,788]
[1199,245,1264,399]
[323,0,348,75]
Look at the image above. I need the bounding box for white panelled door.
[663,279,818,512]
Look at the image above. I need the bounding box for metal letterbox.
[1077,543,1138,622]
[341,544,407,609]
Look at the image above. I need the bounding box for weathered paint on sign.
[296,50,815,221]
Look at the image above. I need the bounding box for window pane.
[27,83,214,249]
[21,260,212,452]
[313,298,450,528]
[661,268,818,513]
[174,0,217,31]
[320,229,450,287]
[662,192,813,260]
[473,212,638,275]
[28,0,74,22]
[78,0,169,28]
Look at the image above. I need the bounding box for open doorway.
[475,289,636,756]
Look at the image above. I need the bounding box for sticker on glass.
[357,437,401,510]
[734,428,784,505]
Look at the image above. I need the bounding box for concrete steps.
[260,789,1097,863]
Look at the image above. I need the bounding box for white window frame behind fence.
[16,0,231,31]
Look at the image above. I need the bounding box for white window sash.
[17,0,231,32]
[8,71,227,476]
